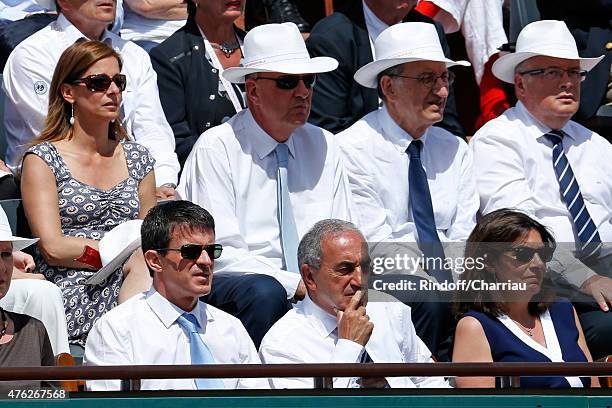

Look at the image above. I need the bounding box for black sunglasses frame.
[505,246,554,264]
[254,74,317,90]
[69,73,127,92]
[156,243,223,260]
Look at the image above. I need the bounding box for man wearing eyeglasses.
[336,22,477,359]
[177,23,352,348]
[3,0,180,200]
[471,20,612,360]
[84,200,267,390]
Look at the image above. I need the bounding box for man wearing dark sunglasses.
[3,0,180,200]
[178,23,352,343]
[471,20,612,360]
[84,200,267,391]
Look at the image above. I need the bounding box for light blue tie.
[275,143,299,273]
[545,130,602,260]
[176,313,225,389]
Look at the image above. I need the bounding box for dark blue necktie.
[407,140,452,283]
[545,130,602,260]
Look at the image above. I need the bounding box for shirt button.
[205,122,211,127]
[211,68,218,73]
[209,94,216,100]
[194,45,199,50]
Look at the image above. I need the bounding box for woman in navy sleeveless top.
[452,210,598,388]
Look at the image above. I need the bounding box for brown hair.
[456,209,557,318]
[30,40,127,148]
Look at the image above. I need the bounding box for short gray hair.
[297,219,365,269]
[377,64,404,101]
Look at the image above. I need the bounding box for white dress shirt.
[338,106,478,255]
[2,13,179,186]
[259,294,449,389]
[84,288,267,390]
[120,4,185,43]
[426,0,507,83]
[177,109,352,298]
[471,101,612,287]
[362,0,388,48]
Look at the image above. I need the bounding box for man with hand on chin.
[259,219,448,389]
[84,200,265,390]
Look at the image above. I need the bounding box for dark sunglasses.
[255,74,317,90]
[157,243,223,260]
[69,73,127,92]
[505,246,554,264]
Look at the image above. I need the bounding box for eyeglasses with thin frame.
[254,74,317,90]
[388,71,455,88]
[69,73,127,92]
[518,67,587,82]
[156,243,223,260]
[503,245,554,264]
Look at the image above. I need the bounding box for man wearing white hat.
[337,22,477,358]
[2,0,178,200]
[177,22,352,348]
[471,20,612,359]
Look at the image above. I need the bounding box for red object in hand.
[75,245,103,269]
[414,0,441,18]
[476,53,511,130]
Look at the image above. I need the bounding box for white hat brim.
[222,56,339,83]
[493,51,605,83]
[354,57,470,88]
[9,236,38,252]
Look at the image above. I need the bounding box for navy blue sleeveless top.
[464,299,590,388]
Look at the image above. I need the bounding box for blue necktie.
[545,130,602,259]
[275,143,299,273]
[407,140,452,283]
[176,313,225,389]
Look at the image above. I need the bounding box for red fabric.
[75,245,103,269]
[414,1,441,18]
[476,53,510,130]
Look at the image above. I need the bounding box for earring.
[69,104,75,126]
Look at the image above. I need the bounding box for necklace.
[0,308,7,340]
[210,41,240,58]
[512,316,537,337]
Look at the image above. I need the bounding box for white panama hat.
[0,208,38,252]
[222,22,338,84]
[354,22,470,89]
[493,20,604,83]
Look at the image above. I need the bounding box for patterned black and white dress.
[25,141,155,346]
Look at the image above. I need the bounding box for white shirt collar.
[515,101,576,142]
[301,295,338,339]
[379,105,430,153]
[56,13,113,45]
[145,287,213,330]
[362,0,389,43]
[242,109,297,160]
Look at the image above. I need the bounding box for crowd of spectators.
[0,0,610,391]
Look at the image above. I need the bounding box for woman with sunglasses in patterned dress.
[452,209,599,388]
[19,40,156,348]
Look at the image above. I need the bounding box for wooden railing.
[1,362,611,390]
